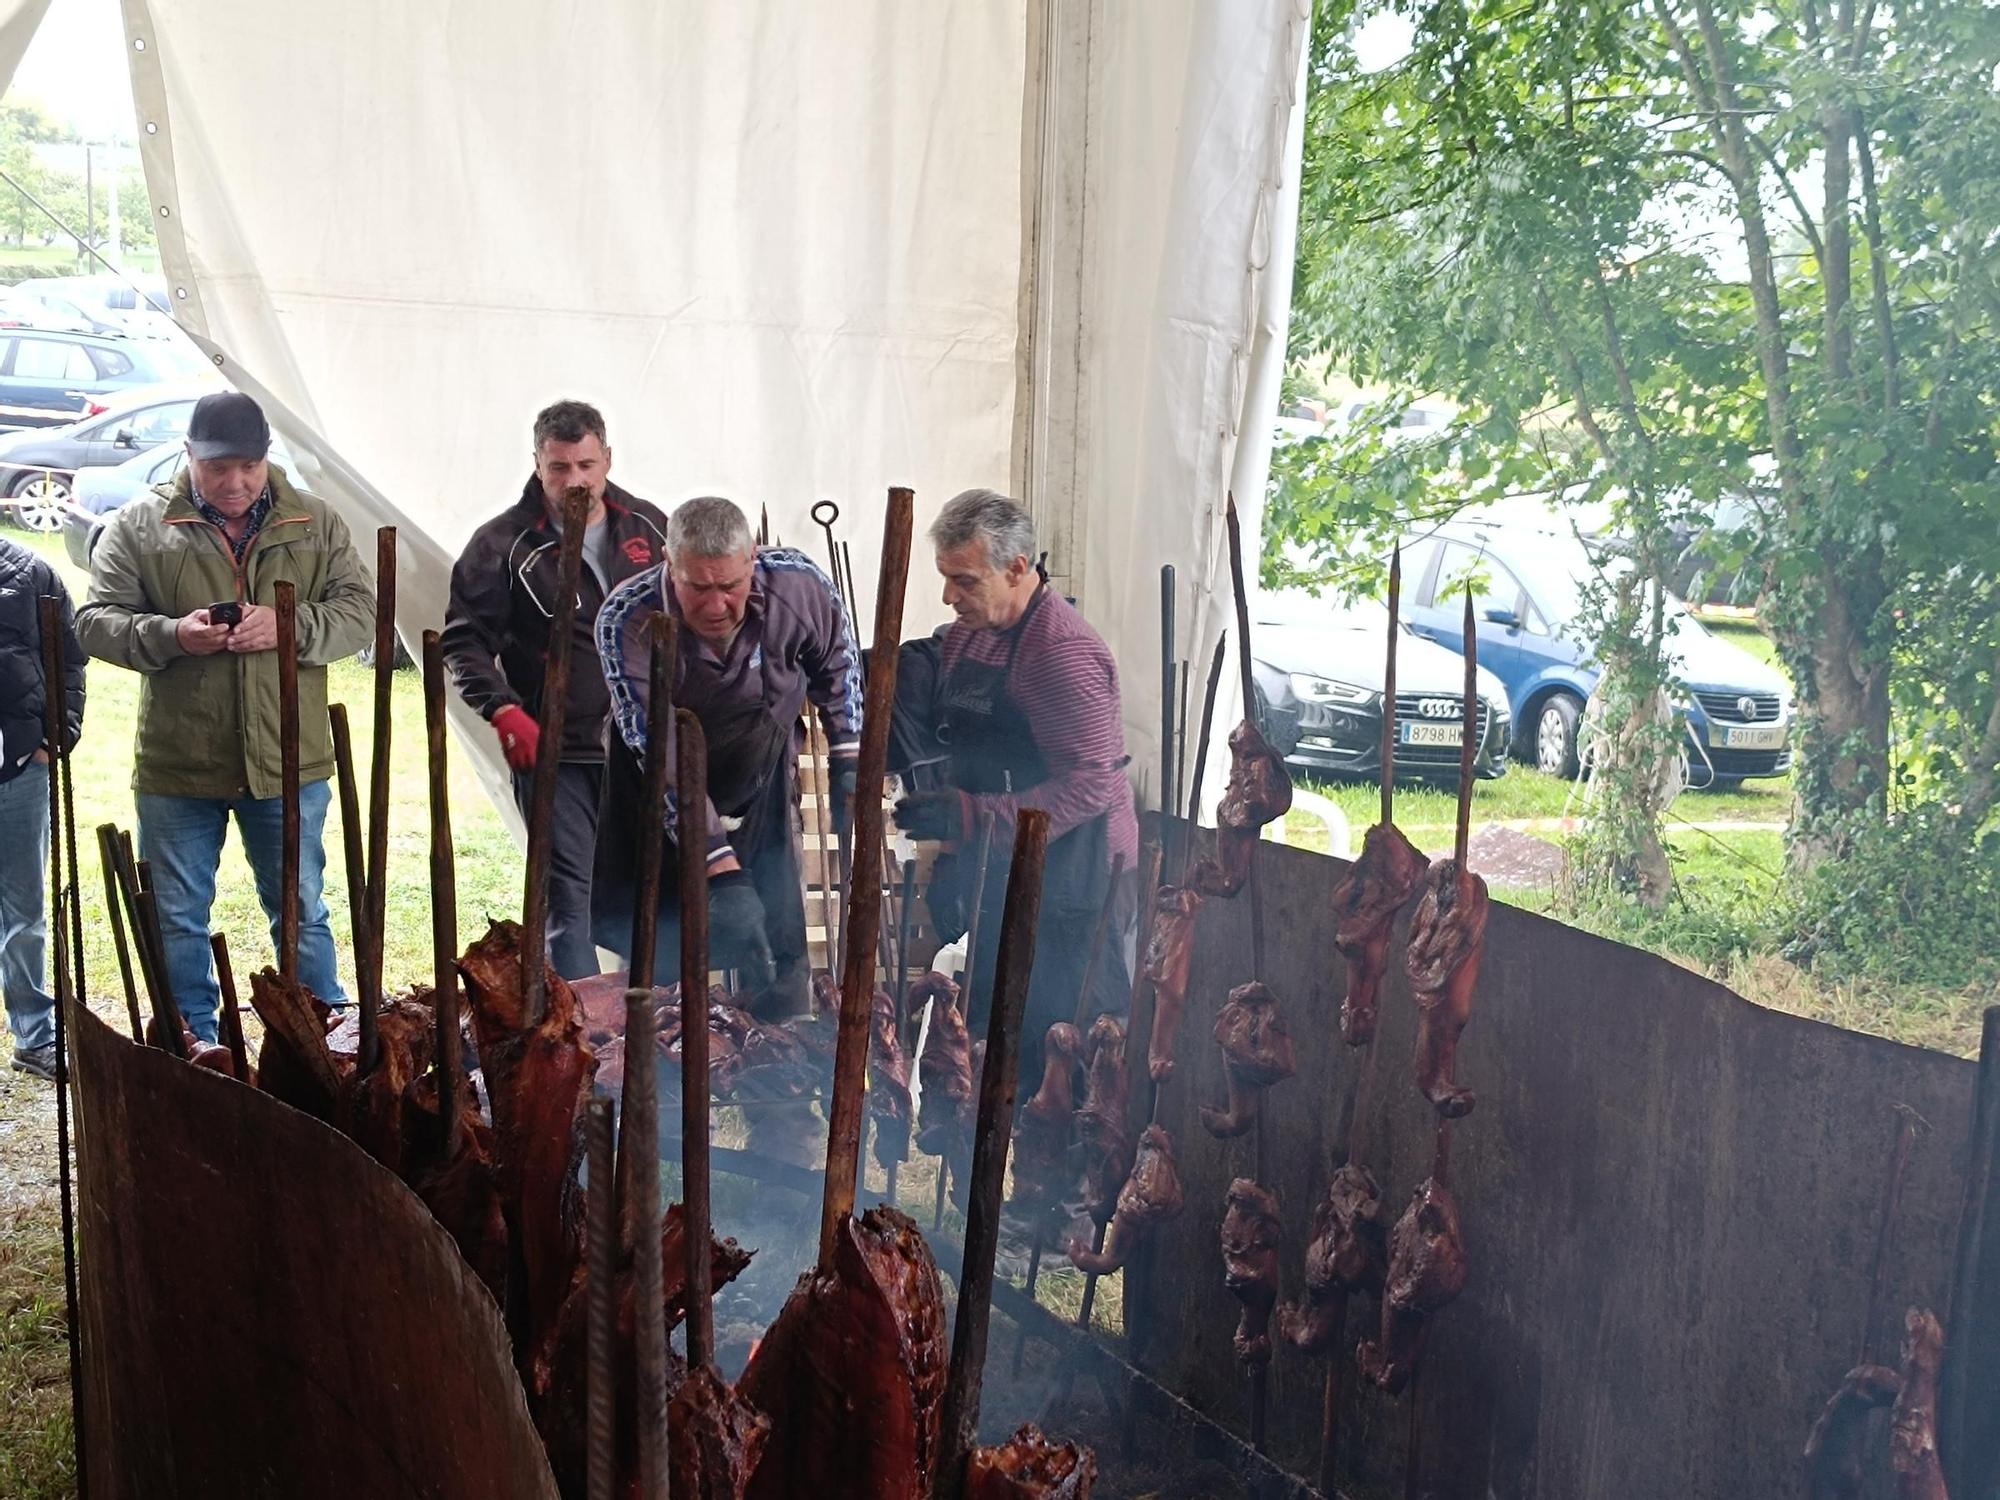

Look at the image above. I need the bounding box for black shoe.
[10,1043,57,1081]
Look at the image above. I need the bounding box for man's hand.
[894,789,965,842]
[492,705,541,772]
[224,603,279,654]
[708,870,776,991]
[175,608,233,656]
[827,757,859,841]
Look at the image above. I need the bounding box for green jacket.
[77,465,375,800]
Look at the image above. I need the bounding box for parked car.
[6,282,127,337]
[0,381,223,530]
[1250,591,1512,783]
[0,287,100,334]
[0,327,214,437]
[17,275,178,337]
[62,430,313,566]
[1397,522,1793,787]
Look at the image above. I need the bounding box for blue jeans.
[0,762,53,1052]
[137,780,346,1042]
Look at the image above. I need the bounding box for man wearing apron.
[893,489,1139,1058]
[593,497,861,1021]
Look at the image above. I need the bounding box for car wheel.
[1534,691,1584,779]
[8,470,73,532]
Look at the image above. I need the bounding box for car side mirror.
[1483,606,1522,628]
[113,428,138,449]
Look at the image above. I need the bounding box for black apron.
[930,586,1124,1036]
[591,625,808,996]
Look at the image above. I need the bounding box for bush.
[1779,807,2000,989]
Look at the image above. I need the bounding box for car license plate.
[1403,721,1463,747]
[1722,724,1785,750]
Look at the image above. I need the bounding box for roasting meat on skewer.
[1331,821,1428,1046]
[1140,884,1203,1085]
[248,966,347,1122]
[1014,1022,1083,1218]
[1404,858,1489,1119]
[1803,1361,1901,1500]
[1890,1309,1948,1500]
[739,1206,948,1500]
[330,991,441,1174]
[916,973,977,1182]
[458,921,598,1389]
[1069,1124,1185,1274]
[964,1424,1099,1499]
[1075,1016,1134,1229]
[1356,1176,1469,1394]
[1278,1163,1386,1355]
[402,1070,511,1304]
[1199,981,1297,1139]
[1220,1178,1283,1369]
[869,985,915,1170]
[669,1363,772,1500]
[1194,720,1292,898]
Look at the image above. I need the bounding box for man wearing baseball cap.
[78,390,374,1040]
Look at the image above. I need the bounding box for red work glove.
[492,705,541,772]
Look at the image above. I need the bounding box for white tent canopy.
[18,0,1308,820]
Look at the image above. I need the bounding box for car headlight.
[1288,673,1375,707]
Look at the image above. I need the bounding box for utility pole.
[106,151,119,261]
[84,145,94,258]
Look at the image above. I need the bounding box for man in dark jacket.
[441,400,670,978]
[1,537,85,1079]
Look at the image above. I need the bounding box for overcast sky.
[14,0,137,142]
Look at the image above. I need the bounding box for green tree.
[1275,0,2000,908]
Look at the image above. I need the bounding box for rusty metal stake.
[937,809,1051,1500]
[275,581,301,983]
[39,597,86,1497]
[363,527,395,1035]
[585,1096,617,1500]
[818,487,914,1267]
[626,986,668,1499]
[210,933,251,1082]
[421,632,463,1158]
[678,709,715,1370]
[328,703,375,1073]
[521,488,590,1025]
[628,614,677,989]
[97,823,143,1043]
[1178,635,1229,885]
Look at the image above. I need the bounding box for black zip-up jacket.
[441,480,669,762]
[0,538,85,782]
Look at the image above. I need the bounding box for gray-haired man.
[594,496,861,1018]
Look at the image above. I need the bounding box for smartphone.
[208,600,244,628]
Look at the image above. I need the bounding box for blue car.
[1397,522,1794,787]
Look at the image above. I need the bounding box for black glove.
[894,789,964,842]
[707,870,776,992]
[827,757,860,844]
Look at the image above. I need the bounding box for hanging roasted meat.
[870,984,915,1171]
[1141,884,1203,1085]
[330,992,440,1175]
[669,1363,772,1500]
[1890,1309,1948,1500]
[1193,721,1292,898]
[1013,1021,1084,1220]
[1803,1361,1902,1500]
[402,1069,511,1306]
[1404,859,1489,1119]
[739,1205,948,1500]
[248,966,347,1124]
[1069,1124,1185,1275]
[1356,1176,1469,1394]
[1278,1163,1386,1355]
[1075,1016,1134,1230]
[1220,1178,1283,1369]
[964,1424,1099,1499]
[1200,981,1297,1139]
[1331,821,1428,1046]
[458,920,598,1388]
[917,974,976,1160]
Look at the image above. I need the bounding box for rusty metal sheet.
[1125,825,1977,1500]
[70,1003,560,1500]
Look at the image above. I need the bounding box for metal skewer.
[275,581,301,983]
[677,709,716,1370]
[584,1096,617,1500]
[818,487,914,1266]
[422,631,462,1158]
[936,809,1052,1500]
[97,823,143,1043]
[210,933,250,1082]
[328,704,375,1073]
[362,527,395,1040]
[937,809,997,1232]
[626,985,668,1500]
[521,487,590,1025]
[627,615,677,990]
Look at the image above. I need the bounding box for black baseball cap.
[187,391,270,461]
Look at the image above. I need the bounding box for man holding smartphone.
[78,391,374,1041]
